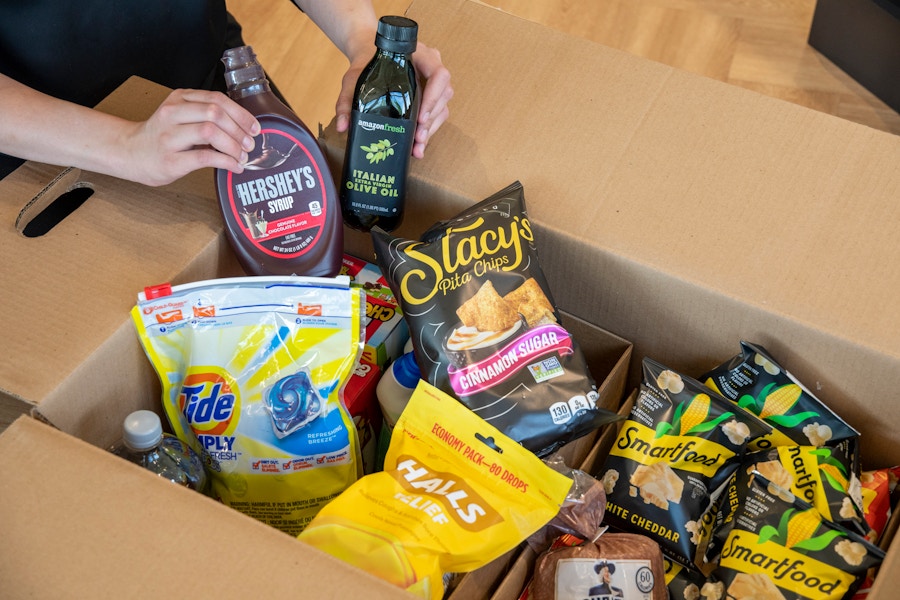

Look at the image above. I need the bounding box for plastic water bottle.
[375,351,421,469]
[109,410,208,492]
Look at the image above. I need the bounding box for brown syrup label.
[227,128,329,257]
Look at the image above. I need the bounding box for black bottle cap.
[375,16,418,54]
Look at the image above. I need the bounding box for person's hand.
[334,40,452,159]
[122,89,260,186]
[409,41,452,159]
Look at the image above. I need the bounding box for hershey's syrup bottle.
[215,46,343,277]
[340,16,420,232]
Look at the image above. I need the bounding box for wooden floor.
[227,0,900,136]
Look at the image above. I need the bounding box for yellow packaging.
[132,275,364,536]
[298,380,573,599]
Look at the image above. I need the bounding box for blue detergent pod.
[265,370,323,437]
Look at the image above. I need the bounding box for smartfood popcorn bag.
[299,380,573,600]
[598,357,771,569]
[711,471,883,600]
[132,275,364,535]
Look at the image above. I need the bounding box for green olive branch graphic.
[360,139,396,164]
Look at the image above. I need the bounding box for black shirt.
[0,0,245,178]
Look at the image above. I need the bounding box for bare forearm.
[292,0,378,64]
[0,73,260,186]
[0,73,136,176]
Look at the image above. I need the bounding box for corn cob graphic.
[786,508,821,549]
[679,393,711,435]
[819,463,849,491]
[758,383,802,419]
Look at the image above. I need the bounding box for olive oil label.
[226,123,329,258]
[343,111,414,217]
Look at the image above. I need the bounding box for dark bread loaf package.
[531,532,667,600]
[526,455,607,553]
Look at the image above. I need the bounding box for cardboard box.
[0,316,630,599]
[0,77,244,444]
[808,0,900,113]
[341,253,410,368]
[3,0,900,597]
[319,0,900,596]
[0,415,414,599]
[0,65,632,597]
[326,0,900,470]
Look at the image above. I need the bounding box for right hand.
[122,89,260,186]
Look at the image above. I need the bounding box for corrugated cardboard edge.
[0,76,243,444]
[0,415,417,599]
[31,232,242,447]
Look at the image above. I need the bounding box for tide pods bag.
[712,471,883,600]
[701,341,860,452]
[598,358,771,569]
[298,379,573,600]
[132,276,364,536]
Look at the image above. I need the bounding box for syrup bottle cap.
[222,45,267,91]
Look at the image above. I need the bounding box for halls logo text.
[391,455,503,531]
[358,119,406,134]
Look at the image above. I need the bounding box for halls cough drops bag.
[298,380,573,600]
[132,276,364,535]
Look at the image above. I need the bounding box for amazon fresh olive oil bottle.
[340,16,420,232]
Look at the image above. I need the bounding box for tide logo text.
[182,382,235,425]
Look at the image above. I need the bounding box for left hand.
[335,40,452,159]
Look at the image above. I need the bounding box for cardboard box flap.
[396,0,900,351]
[0,416,413,599]
[325,0,900,465]
[0,77,238,437]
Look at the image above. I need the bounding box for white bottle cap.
[122,410,164,452]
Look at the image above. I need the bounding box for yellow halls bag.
[299,380,573,599]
